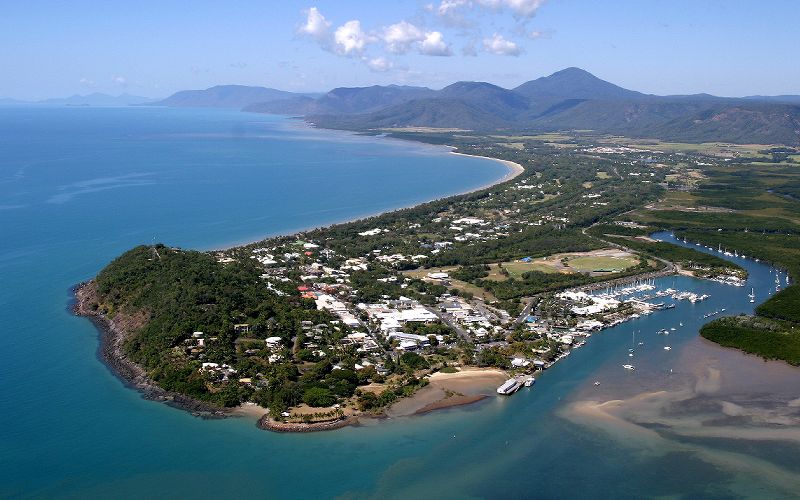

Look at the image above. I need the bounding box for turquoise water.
[1,108,797,498]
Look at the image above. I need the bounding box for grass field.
[501,261,564,278]
[566,255,639,272]
[596,171,611,179]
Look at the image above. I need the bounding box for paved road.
[426,305,472,342]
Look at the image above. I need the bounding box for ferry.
[497,378,522,395]
[524,376,536,387]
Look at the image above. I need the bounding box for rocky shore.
[72,281,228,418]
[73,275,517,433]
[257,415,360,433]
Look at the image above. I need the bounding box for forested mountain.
[152,85,317,108]
[245,85,435,115]
[163,69,800,145]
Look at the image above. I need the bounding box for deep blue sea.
[1,107,797,499]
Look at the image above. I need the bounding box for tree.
[303,387,336,407]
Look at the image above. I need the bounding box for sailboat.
[628,330,636,357]
[749,288,755,303]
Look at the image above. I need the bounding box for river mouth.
[557,232,800,498]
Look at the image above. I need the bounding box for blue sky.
[1,0,798,99]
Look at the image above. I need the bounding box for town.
[132,136,749,427]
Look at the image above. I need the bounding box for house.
[511,357,531,368]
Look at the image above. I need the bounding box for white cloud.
[505,0,545,17]
[365,56,394,72]
[112,76,127,86]
[298,7,331,40]
[380,21,452,56]
[527,29,551,39]
[79,77,95,87]
[438,0,469,16]
[420,31,452,56]
[334,20,369,55]
[436,0,544,18]
[483,33,520,55]
[382,21,424,54]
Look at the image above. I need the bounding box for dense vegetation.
[700,316,800,366]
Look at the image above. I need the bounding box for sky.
[1,0,798,100]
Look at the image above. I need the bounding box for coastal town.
[73,136,761,430]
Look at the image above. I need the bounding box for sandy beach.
[386,368,508,417]
[449,151,525,191]
[233,402,269,419]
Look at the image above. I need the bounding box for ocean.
[1,107,797,499]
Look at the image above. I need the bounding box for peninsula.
[75,120,800,431]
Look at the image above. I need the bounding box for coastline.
[385,368,508,418]
[71,133,525,431]
[448,151,524,193]
[208,146,524,252]
[73,281,228,418]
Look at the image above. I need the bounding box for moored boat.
[497,378,522,395]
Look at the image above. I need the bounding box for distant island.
[74,113,800,430]
[0,93,154,107]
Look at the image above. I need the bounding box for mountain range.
[150,85,321,108]
[247,69,800,145]
[16,69,798,144]
[255,68,795,145]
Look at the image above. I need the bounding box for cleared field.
[596,171,611,179]
[493,133,574,142]
[489,248,638,278]
[604,139,773,157]
[567,255,639,272]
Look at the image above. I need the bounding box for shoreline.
[72,281,229,419]
[206,146,524,252]
[448,151,524,193]
[71,131,525,431]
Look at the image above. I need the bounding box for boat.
[664,346,671,351]
[497,378,522,395]
[593,381,600,386]
[524,376,535,387]
[622,364,635,370]
[749,287,755,303]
